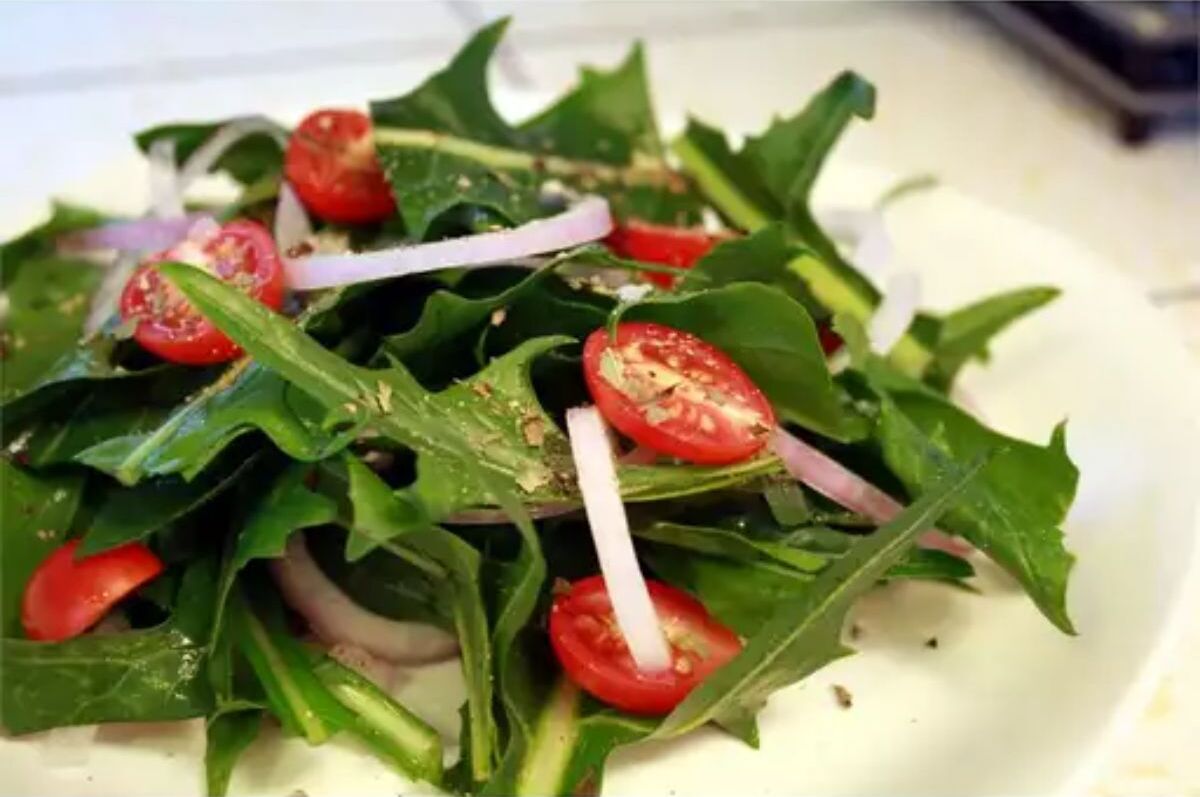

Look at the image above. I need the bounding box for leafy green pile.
[0,19,1076,797]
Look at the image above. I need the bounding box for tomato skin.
[120,220,285,365]
[605,221,728,288]
[21,540,164,642]
[549,576,741,715]
[583,322,776,465]
[284,109,395,224]
[817,324,844,356]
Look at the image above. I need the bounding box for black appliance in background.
[976,1,1199,144]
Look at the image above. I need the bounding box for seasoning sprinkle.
[832,684,854,710]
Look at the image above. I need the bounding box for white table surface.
[1,2,1197,794]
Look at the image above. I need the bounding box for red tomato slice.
[549,575,741,715]
[284,109,396,224]
[120,219,285,365]
[21,539,164,642]
[583,322,776,465]
[605,220,729,288]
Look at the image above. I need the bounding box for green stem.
[515,680,581,796]
[239,602,328,744]
[669,135,771,232]
[313,658,443,786]
[372,127,682,190]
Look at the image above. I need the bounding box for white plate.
[2,151,1198,797]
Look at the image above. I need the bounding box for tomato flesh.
[120,219,285,365]
[549,576,741,715]
[21,539,164,642]
[284,109,395,224]
[583,322,776,465]
[605,220,728,288]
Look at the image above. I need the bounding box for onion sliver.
[283,196,613,291]
[270,534,458,664]
[147,138,184,219]
[177,115,289,193]
[771,426,971,555]
[566,406,671,673]
[58,214,210,255]
[869,271,921,355]
[274,182,312,253]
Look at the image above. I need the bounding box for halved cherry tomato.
[605,220,729,288]
[120,219,285,365]
[284,109,396,224]
[549,575,741,715]
[21,539,164,642]
[583,322,776,465]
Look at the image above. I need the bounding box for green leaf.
[635,522,827,572]
[873,390,1077,632]
[205,709,262,797]
[677,224,812,302]
[370,20,697,238]
[338,455,497,784]
[924,286,1060,390]
[135,119,286,186]
[651,454,987,739]
[618,454,783,502]
[19,365,212,469]
[0,461,84,635]
[232,463,338,569]
[671,74,935,376]
[0,559,219,734]
[0,201,107,289]
[483,638,654,797]
[77,362,351,484]
[1,255,102,401]
[623,282,861,440]
[80,452,258,555]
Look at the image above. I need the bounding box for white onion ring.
[283,196,613,291]
[869,271,921,355]
[770,426,972,556]
[567,406,671,672]
[270,534,458,664]
[273,182,312,254]
[147,138,184,219]
[177,115,289,193]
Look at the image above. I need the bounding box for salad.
[0,20,1078,797]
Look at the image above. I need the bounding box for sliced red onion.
[270,534,458,664]
[444,502,576,525]
[147,138,184,219]
[274,182,312,254]
[770,426,972,556]
[57,214,209,255]
[177,115,289,192]
[567,406,671,673]
[869,271,921,355]
[283,196,613,291]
